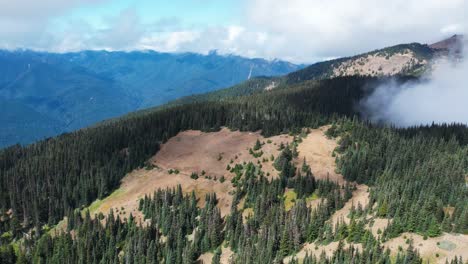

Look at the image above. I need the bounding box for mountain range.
[0,50,302,148]
[0,35,463,149]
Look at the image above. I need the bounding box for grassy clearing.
[306,192,318,203]
[83,188,125,216]
[284,190,297,211]
[242,208,254,220]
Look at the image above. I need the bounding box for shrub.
[253,139,262,151]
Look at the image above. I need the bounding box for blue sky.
[0,0,466,63]
[66,0,241,29]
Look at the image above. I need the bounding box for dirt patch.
[367,218,391,237]
[198,252,214,264]
[90,128,292,222]
[91,168,233,222]
[283,127,367,263]
[296,126,344,184]
[329,184,369,225]
[332,50,426,77]
[384,232,468,264]
[284,241,362,263]
[197,247,233,264]
[297,127,371,223]
[152,127,292,181]
[220,246,234,263]
[306,197,324,210]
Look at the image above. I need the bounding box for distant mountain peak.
[430,34,464,53]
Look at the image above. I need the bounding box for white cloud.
[0,0,467,63]
[239,0,468,62]
[0,0,104,18]
[93,8,144,50]
[134,0,468,62]
[139,31,200,52]
[361,41,468,126]
[441,24,464,34]
[0,0,107,50]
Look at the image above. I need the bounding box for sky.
[0,0,467,63]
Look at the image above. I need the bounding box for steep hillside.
[85,128,292,221]
[0,50,301,148]
[53,50,301,108]
[287,43,435,83]
[0,36,467,263]
[170,40,453,108]
[0,73,467,263]
[0,98,61,147]
[430,34,464,55]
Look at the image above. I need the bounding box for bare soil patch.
[197,247,233,264]
[90,128,292,221]
[284,241,362,263]
[198,252,213,264]
[368,218,391,237]
[296,126,344,184]
[329,184,369,225]
[384,232,468,264]
[332,50,426,77]
[91,168,233,222]
[152,127,292,181]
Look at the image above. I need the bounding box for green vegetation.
[332,119,468,238]
[83,188,125,216]
[0,51,301,148]
[190,172,199,180]
[284,190,298,210]
[0,65,467,263]
[306,192,319,203]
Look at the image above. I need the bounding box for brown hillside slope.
[88,128,292,221]
[289,127,468,264]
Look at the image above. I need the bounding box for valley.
[0,50,302,148]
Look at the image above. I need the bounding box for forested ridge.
[330,121,468,237]
[0,76,384,228]
[1,73,467,263]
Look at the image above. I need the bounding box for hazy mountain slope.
[287,43,435,84]
[170,37,457,109]
[430,34,464,54]
[56,50,301,107]
[0,53,138,145]
[0,98,61,147]
[0,36,457,148]
[0,50,301,148]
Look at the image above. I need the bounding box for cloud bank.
[0,0,467,62]
[361,43,468,126]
